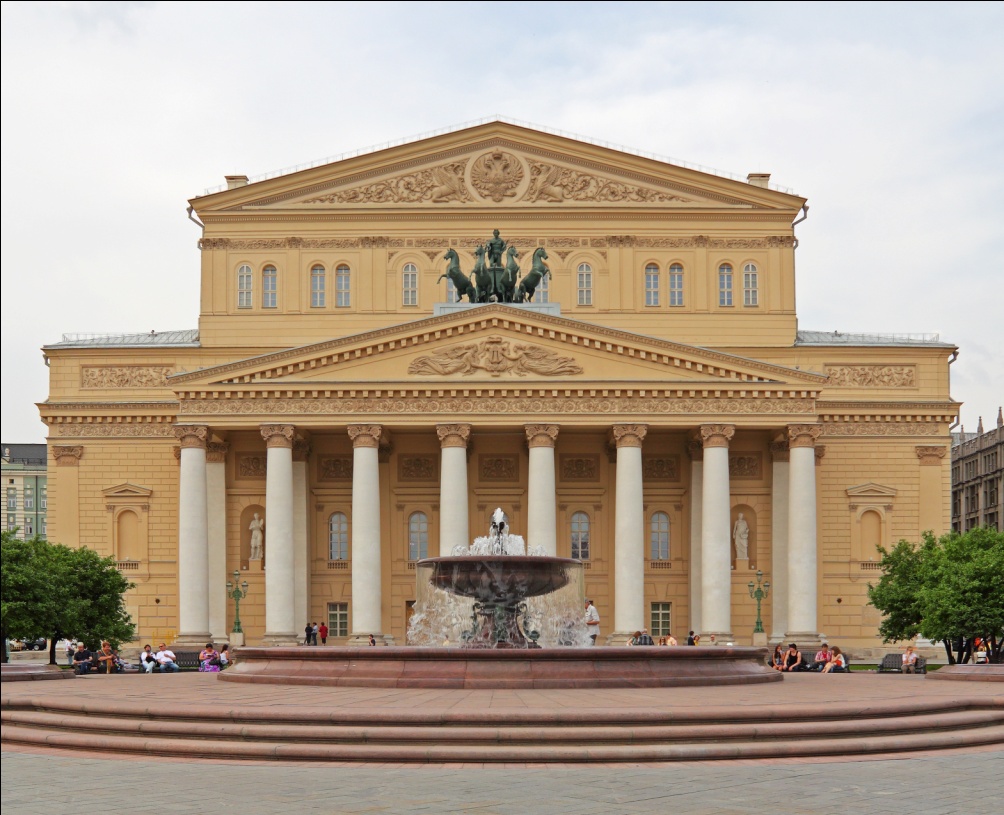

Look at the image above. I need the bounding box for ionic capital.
[769,438,790,462]
[610,423,648,449]
[173,424,208,449]
[260,424,295,449]
[436,423,472,449]
[700,424,735,449]
[348,424,383,449]
[916,445,947,466]
[52,445,84,466]
[525,424,559,448]
[788,424,822,448]
[206,441,230,463]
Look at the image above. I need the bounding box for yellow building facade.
[40,121,957,651]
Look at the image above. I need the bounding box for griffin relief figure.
[408,336,583,378]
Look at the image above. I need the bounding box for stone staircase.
[3,694,1002,763]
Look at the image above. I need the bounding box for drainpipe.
[791,204,809,249]
[948,350,961,431]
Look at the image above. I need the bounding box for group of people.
[303,622,329,645]
[770,642,847,673]
[70,641,128,674]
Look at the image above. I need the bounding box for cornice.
[817,400,958,412]
[199,211,795,226]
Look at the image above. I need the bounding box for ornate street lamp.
[747,569,770,635]
[226,569,249,634]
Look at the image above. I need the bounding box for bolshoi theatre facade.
[40,121,958,650]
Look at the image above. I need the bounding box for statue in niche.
[733,513,749,560]
[249,512,265,560]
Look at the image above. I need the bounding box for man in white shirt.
[155,643,180,672]
[139,644,157,674]
[584,599,600,645]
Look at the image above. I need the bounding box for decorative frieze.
[916,445,948,465]
[260,424,295,449]
[173,425,208,449]
[561,455,599,481]
[81,366,173,388]
[48,423,177,438]
[700,424,735,448]
[303,160,472,204]
[643,456,680,481]
[825,365,916,388]
[237,454,267,478]
[52,445,83,466]
[821,422,941,437]
[399,456,437,481]
[524,160,691,204]
[479,455,518,481]
[318,457,352,481]
[408,336,583,377]
[729,452,763,479]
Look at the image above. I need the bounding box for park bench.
[877,653,927,674]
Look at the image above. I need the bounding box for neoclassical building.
[41,121,958,650]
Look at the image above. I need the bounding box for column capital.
[686,435,704,461]
[814,445,826,465]
[436,423,472,449]
[916,445,947,465]
[769,437,790,462]
[206,441,230,463]
[292,438,312,462]
[348,424,383,449]
[787,424,822,448]
[610,423,648,448]
[700,424,735,448]
[260,424,295,449]
[174,424,208,449]
[525,424,559,448]
[52,445,84,466]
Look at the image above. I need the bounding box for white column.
[769,437,790,642]
[206,441,229,644]
[349,424,383,643]
[261,424,297,646]
[700,424,734,640]
[787,424,821,640]
[437,424,471,555]
[174,425,211,645]
[525,424,559,555]
[612,424,648,641]
[687,438,704,638]
[293,439,310,636]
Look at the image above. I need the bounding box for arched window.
[403,263,418,306]
[336,264,351,307]
[311,265,326,308]
[718,263,733,307]
[571,511,590,560]
[408,511,429,560]
[577,263,593,306]
[650,512,670,560]
[645,264,660,306]
[237,264,253,308]
[536,272,550,304]
[328,512,348,560]
[262,265,278,308]
[668,263,684,307]
[743,263,758,306]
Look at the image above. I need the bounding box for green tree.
[868,527,1004,663]
[1,531,135,664]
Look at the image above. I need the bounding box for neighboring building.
[2,443,47,539]
[951,408,1003,532]
[40,120,959,649]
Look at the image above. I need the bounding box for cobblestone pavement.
[2,749,1001,814]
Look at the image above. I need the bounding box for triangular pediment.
[102,483,153,499]
[170,306,826,390]
[191,121,805,215]
[845,482,898,499]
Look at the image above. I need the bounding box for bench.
[877,653,927,674]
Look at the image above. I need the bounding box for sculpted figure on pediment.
[303,161,471,204]
[407,336,582,378]
[523,161,692,203]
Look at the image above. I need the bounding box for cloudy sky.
[2,1,1001,443]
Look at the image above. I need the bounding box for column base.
[752,632,768,647]
[699,631,735,646]
[347,633,392,647]
[261,632,300,647]
[173,632,212,648]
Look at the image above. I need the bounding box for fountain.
[220,509,780,688]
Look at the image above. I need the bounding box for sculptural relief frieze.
[824,365,917,388]
[479,455,518,481]
[470,150,525,202]
[821,422,940,436]
[643,456,680,481]
[524,161,692,204]
[237,454,267,478]
[399,456,437,481]
[318,457,353,481]
[729,452,763,479]
[81,366,174,388]
[561,456,599,481]
[407,336,583,378]
[303,160,471,204]
[50,424,177,438]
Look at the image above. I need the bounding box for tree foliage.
[868,527,1004,663]
[1,531,135,663]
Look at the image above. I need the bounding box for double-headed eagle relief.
[437,229,551,304]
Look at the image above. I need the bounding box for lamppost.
[226,569,249,635]
[747,569,770,643]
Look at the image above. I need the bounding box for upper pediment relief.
[169,305,826,389]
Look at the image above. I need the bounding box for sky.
[1,1,1002,443]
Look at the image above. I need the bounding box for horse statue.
[517,247,550,303]
[471,244,493,303]
[438,248,476,303]
[500,245,520,303]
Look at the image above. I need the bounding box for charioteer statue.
[438,228,550,305]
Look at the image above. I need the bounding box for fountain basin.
[218,645,782,689]
[423,555,577,600]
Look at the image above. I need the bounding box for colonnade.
[173,421,820,646]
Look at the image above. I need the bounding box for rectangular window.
[6,514,15,532]
[336,266,351,307]
[327,602,349,638]
[237,265,253,308]
[645,270,659,306]
[403,266,418,306]
[719,269,733,307]
[6,488,15,510]
[23,487,33,510]
[446,278,459,303]
[24,517,33,536]
[40,517,47,538]
[536,274,549,304]
[668,266,684,306]
[262,267,278,308]
[311,267,326,308]
[650,602,672,637]
[577,270,592,306]
[40,487,47,510]
[743,271,758,306]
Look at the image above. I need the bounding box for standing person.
[637,629,655,646]
[155,643,180,672]
[311,622,319,646]
[318,622,328,646]
[687,631,699,646]
[64,639,76,667]
[304,623,313,646]
[666,633,678,646]
[584,599,600,645]
[902,645,919,673]
[139,645,157,674]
